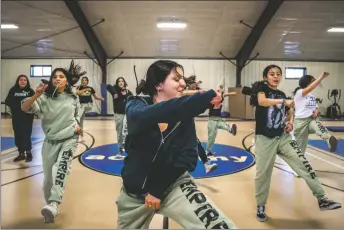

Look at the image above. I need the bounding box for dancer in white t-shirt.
[293,72,338,154]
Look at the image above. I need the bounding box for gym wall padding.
[326,126,344,132]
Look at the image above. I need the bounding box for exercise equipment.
[326,89,342,119]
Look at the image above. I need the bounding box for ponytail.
[293,87,301,95]
[250,80,267,106]
[136,79,147,95]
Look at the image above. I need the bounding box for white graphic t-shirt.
[294,89,318,118]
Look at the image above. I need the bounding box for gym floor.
[1,117,344,229]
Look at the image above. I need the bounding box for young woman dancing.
[293,72,338,154]
[76,76,104,142]
[106,77,133,154]
[22,67,82,223]
[116,60,237,229]
[5,75,35,162]
[250,64,341,222]
[184,76,217,173]
[206,84,237,156]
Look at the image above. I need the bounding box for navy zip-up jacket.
[121,89,217,200]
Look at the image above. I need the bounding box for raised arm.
[301,72,329,97]
[223,92,237,97]
[21,84,47,112]
[106,84,117,95]
[258,92,294,108]
[92,93,104,101]
[127,90,220,131]
[75,87,90,95]
[181,89,204,96]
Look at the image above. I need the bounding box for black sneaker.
[25,151,33,162]
[256,205,267,222]
[328,136,338,152]
[318,197,341,211]
[13,152,26,162]
[231,124,237,136]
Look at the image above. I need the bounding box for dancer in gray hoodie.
[22,66,83,224]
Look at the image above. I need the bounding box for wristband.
[282,98,286,106]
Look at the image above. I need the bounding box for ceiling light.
[285,18,298,21]
[37,28,52,32]
[157,22,186,29]
[1,24,18,29]
[327,27,344,33]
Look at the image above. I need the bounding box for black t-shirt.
[78,85,95,104]
[255,84,287,138]
[5,86,35,113]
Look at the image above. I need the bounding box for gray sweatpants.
[116,172,237,229]
[114,113,126,150]
[79,102,93,136]
[206,117,232,153]
[122,115,128,147]
[294,117,332,154]
[255,132,325,206]
[41,136,78,204]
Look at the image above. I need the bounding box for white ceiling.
[2,1,344,61]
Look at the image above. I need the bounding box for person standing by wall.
[5,74,35,162]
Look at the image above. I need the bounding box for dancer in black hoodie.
[5,75,35,162]
[116,60,237,229]
[106,77,132,154]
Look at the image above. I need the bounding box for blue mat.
[326,126,344,132]
[80,143,255,179]
[1,137,40,151]
[308,139,344,157]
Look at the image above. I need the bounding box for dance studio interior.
[1,0,344,229]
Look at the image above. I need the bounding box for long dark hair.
[44,68,75,98]
[136,60,184,97]
[45,60,86,98]
[81,76,89,84]
[245,64,282,107]
[114,77,128,92]
[263,64,282,79]
[293,74,315,95]
[14,74,31,90]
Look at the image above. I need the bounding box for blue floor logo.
[80,143,255,179]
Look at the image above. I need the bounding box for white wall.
[2,58,343,116]
[106,59,235,115]
[241,60,344,115]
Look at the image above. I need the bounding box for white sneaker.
[41,202,59,223]
[205,162,218,173]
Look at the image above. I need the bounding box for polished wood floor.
[1,117,344,229]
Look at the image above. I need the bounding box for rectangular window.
[285,67,306,79]
[30,65,52,77]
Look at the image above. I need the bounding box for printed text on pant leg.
[55,150,72,187]
[315,120,326,134]
[180,181,229,229]
[290,141,317,179]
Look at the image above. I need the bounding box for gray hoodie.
[23,92,80,141]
